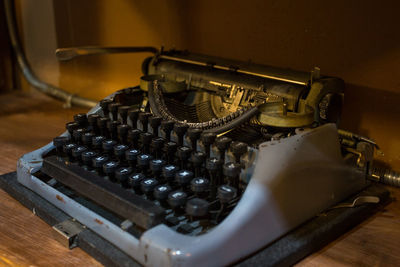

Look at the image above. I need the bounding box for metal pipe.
[4,0,97,108]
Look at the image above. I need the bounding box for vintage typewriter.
[16,49,384,266]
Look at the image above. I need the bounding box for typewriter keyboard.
[41,95,257,236]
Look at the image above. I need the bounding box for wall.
[17,0,400,168]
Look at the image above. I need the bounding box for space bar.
[41,155,165,229]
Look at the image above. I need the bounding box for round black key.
[99,99,113,115]
[53,136,69,154]
[218,185,237,203]
[72,128,86,143]
[163,141,177,163]
[117,124,130,144]
[87,114,100,131]
[137,154,153,172]
[128,129,142,148]
[113,144,128,161]
[223,162,241,178]
[81,151,97,167]
[92,136,106,150]
[190,177,210,193]
[138,112,151,132]
[191,151,206,166]
[168,191,188,208]
[160,120,174,140]
[187,128,202,150]
[74,113,87,127]
[102,139,117,153]
[81,132,94,147]
[63,143,77,157]
[118,106,130,124]
[108,103,122,121]
[107,120,120,139]
[173,123,189,146]
[92,155,109,170]
[175,170,194,186]
[201,132,217,156]
[230,141,248,163]
[215,136,232,160]
[154,184,172,201]
[115,167,132,187]
[97,117,110,136]
[103,161,119,177]
[150,159,166,176]
[128,108,140,128]
[149,116,162,136]
[206,157,223,172]
[125,149,140,164]
[177,146,192,168]
[66,122,79,135]
[71,146,87,161]
[141,178,159,195]
[139,132,153,153]
[162,165,178,181]
[151,137,165,158]
[185,198,209,217]
[128,173,145,189]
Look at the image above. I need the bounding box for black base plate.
[0,172,390,267]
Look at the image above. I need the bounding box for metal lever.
[56,46,159,61]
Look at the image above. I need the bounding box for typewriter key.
[175,170,194,187]
[71,146,87,163]
[151,137,165,158]
[127,108,140,128]
[150,159,166,178]
[117,124,130,144]
[125,149,140,169]
[66,121,79,136]
[173,123,189,146]
[137,154,153,174]
[91,135,106,151]
[141,178,159,196]
[149,116,162,137]
[162,164,178,182]
[128,173,145,190]
[160,120,174,141]
[138,112,151,132]
[215,136,232,161]
[223,162,241,187]
[115,167,132,187]
[81,151,97,167]
[107,120,120,140]
[187,128,203,151]
[117,105,130,124]
[154,184,172,201]
[63,143,77,161]
[177,146,192,169]
[139,132,153,153]
[168,191,188,209]
[53,136,69,155]
[201,132,217,157]
[128,129,142,148]
[190,177,210,196]
[190,151,206,177]
[87,114,100,134]
[108,103,122,121]
[218,184,237,204]
[92,155,109,174]
[185,198,209,218]
[81,132,94,147]
[113,144,129,162]
[102,139,117,154]
[97,117,110,137]
[230,141,248,163]
[72,128,86,144]
[103,161,119,181]
[163,141,178,163]
[73,113,88,127]
[99,99,113,116]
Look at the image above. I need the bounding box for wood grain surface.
[0,92,399,266]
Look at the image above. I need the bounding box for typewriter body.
[17,50,372,266]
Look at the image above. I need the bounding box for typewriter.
[17,49,379,266]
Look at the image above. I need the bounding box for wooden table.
[0,92,399,266]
